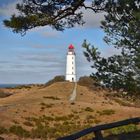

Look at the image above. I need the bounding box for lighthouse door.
[72,77,74,82]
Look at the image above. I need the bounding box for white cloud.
[19,53,63,63]
[82,11,105,28]
[42,31,60,38]
[77,1,106,28]
[31,45,45,49]
[0,0,20,17]
[101,47,121,58]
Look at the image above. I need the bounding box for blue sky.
[0,0,116,84]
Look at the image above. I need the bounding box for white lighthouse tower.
[66,44,76,82]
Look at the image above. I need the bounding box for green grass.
[2,113,140,140]
[106,124,138,135]
[9,125,30,138]
[20,114,95,139]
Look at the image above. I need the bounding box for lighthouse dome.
[69,44,74,49]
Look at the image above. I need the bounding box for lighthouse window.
[72,62,73,64]
[72,67,73,69]
[72,57,73,59]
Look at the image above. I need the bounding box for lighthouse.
[66,44,76,82]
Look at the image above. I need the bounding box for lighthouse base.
[65,75,76,82]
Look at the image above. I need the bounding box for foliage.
[0,126,8,134]
[97,109,115,116]
[9,125,30,137]
[0,90,11,98]
[3,0,89,35]
[23,121,34,127]
[100,0,140,95]
[107,124,138,135]
[78,76,100,89]
[40,102,54,108]
[43,96,60,100]
[83,38,140,95]
[22,114,96,139]
[113,98,132,107]
[3,0,128,35]
[84,107,94,112]
[81,1,140,95]
[45,75,65,86]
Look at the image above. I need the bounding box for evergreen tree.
[82,0,140,95]
[82,40,140,95]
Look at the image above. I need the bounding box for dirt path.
[69,82,77,102]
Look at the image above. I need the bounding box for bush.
[0,89,11,98]
[0,126,8,134]
[45,75,65,86]
[23,121,34,127]
[43,96,60,100]
[9,125,30,138]
[84,107,94,112]
[97,109,115,116]
[40,102,54,108]
[78,76,100,89]
[31,123,48,139]
[107,124,138,135]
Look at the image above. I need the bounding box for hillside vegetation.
[0,82,139,140]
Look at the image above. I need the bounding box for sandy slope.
[0,82,139,126]
[0,82,139,139]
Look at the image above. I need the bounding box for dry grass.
[0,82,139,139]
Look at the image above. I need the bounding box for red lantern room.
[68,44,75,54]
[68,44,74,49]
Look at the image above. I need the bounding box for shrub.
[23,121,34,127]
[0,89,11,98]
[12,120,19,124]
[113,98,132,107]
[45,75,65,86]
[54,116,69,121]
[97,109,115,116]
[31,123,48,138]
[86,115,95,120]
[40,102,54,108]
[78,76,100,89]
[84,107,94,112]
[43,96,60,100]
[0,126,8,134]
[106,124,138,135]
[40,115,54,121]
[25,117,37,122]
[9,125,30,138]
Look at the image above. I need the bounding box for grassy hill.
[0,82,139,139]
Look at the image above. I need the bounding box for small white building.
[65,44,76,82]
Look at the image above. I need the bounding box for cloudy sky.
[0,0,115,84]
